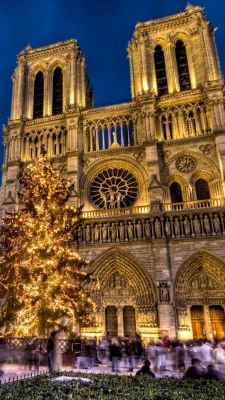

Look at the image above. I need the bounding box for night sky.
[0,0,225,167]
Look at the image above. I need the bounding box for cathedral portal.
[175,251,225,340]
[81,248,159,340]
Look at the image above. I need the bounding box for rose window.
[89,168,139,209]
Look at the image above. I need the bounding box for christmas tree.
[0,156,94,336]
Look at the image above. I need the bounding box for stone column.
[203,305,213,339]
[158,303,176,339]
[140,38,149,93]
[202,24,222,82]
[81,57,86,108]
[149,49,157,94]
[164,44,176,94]
[117,307,124,337]
[69,53,76,106]
[157,281,176,339]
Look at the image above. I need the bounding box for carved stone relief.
[175,155,197,173]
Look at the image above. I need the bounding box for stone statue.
[183,216,191,237]
[193,215,201,236]
[109,188,115,208]
[159,282,170,303]
[119,222,125,241]
[94,224,100,242]
[127,221,133,241]
[145,220,151,239]
[102,224,108,242]
[100,191,107,209]
[86,224,91,242]
[154,218,161,238]
[203,215,211,235]
[164,218,171,238]
[174,217,180,237]
[111,222,117,241]
[116,191,122,208]
[213,213,221,234]
[136,220,142,240]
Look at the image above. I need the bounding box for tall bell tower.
[1,39,93,213]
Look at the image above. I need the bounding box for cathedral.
[1,3,225,342]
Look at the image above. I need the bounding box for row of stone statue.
[77,212,224,243]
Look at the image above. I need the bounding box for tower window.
[195,179,210,200]
[52,67,63,115]
[175,40,191,91]
[170,181,183,203]
[154,45,168,96]
[33,71,44,119]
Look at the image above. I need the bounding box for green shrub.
[0,373,224,400]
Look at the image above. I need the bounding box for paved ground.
[0,363,183,383]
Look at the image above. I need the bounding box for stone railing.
[82,199,224,219]
[77,207,225,245]
[164,198,225,211]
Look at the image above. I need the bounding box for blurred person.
[155,341,166,371]
[203,364,224,380]
[125,336,135,372]
[201,340,214,367]
[136,359,155,377]
[176,343,185,372]
[184,358,203,379]
[146,341,156,370]
[134,333,143,368]
[109,337,122,373]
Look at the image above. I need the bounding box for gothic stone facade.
[1,4,225,341]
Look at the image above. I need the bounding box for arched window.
[170,181,183,204]
[52,67,63,115]
[195,178,210,200]
[175,40,191,91]
[154,45,168,96]
[33,71,44,119]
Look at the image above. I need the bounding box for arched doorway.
[84,248,158,340]
[190,305,205,339]
[209,306,225,340]
[175,251,225,340]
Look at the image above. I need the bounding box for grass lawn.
[0,372,224,400]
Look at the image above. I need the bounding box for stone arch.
[163,173,189,203]
[190,169,222,199]
[172,32,190,47]
[190,169,217,184]
[174,250,225,305]
[87,247,157,306]
[150,37,168,51]
[31,64,47,79]
[164,173,187,187]
[164,150,220,179]
[81,156,149,210]
[48,59,66,74]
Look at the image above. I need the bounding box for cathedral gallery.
[1,4,225,341]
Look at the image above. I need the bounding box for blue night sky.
[0,0,225,166]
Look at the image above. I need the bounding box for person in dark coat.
[136,360,155,377]
[203,364,224,380]
[109,337,122,373]
[46,331,56,372]
[184,358,203,379]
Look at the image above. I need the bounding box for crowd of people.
[86,334,225,379]
[2,331,225,380]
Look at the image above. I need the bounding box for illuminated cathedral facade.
[1,3,225,341]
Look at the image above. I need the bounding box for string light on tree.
[0,155,95,336]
